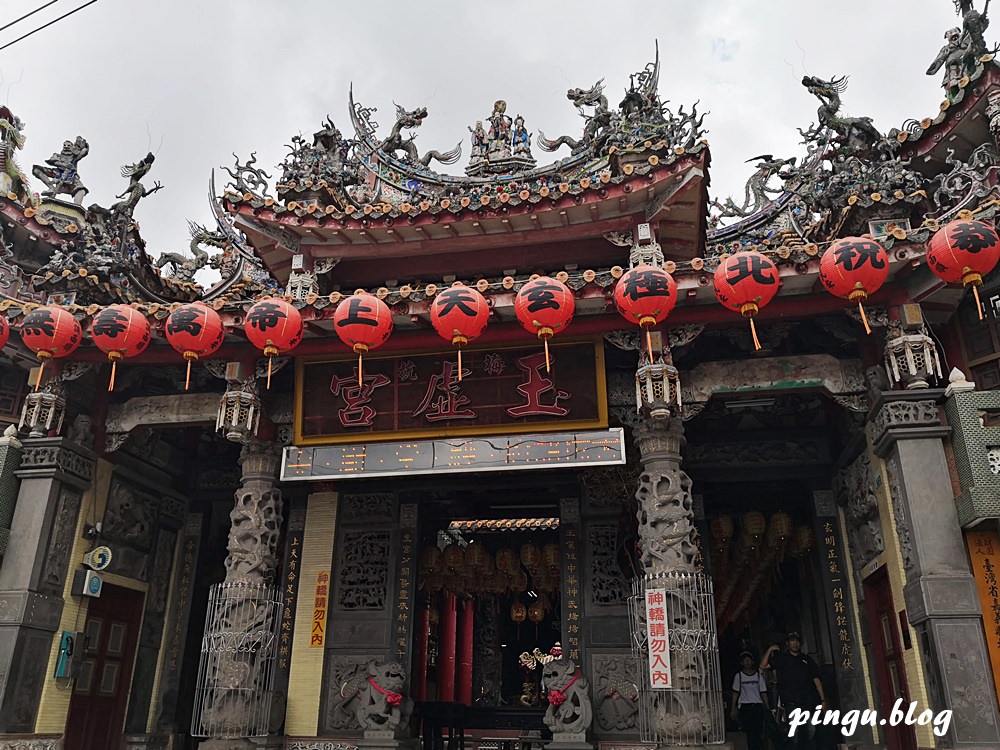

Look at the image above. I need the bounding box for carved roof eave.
[226,151,709,283]
[897,58,1000,159]
[0,197,202,305]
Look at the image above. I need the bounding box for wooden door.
[64,583,145,750]
[862,568,916,750]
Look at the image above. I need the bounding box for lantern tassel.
[266,356,273,390]
[34,360,44,391]
[544,337,551,373]
[974,283,985,321]
[645,327,653,362]
[358,352,363,387]
[859,300,872,335]
[749,317,762,351]
[458,347,463,382]
[185,359,192,391]
[108,360,117,392]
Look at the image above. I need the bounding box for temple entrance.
[64,583,146,750]
[409,474,574,745]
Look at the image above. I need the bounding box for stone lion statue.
[340,660,413,734]
[542,657,592,736]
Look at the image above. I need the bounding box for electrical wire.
[0,0,61,35]
[0,0,97,53]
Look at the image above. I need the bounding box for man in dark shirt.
[760,631,826,747]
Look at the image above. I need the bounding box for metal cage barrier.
[629,571,726,746]
[191,579,282,738]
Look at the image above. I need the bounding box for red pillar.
[415,601,431,701]
[438,592,458,702]
[457,598,474,705]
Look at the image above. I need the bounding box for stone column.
[871,391,1000,746]
[0,437,95,732]
[196,439,284,749]
[633,417,725,749]
[0,425,24,556]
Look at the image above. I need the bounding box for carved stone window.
[588,524,630,606]
[336,530,391,610]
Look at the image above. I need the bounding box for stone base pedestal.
[544,734,593,750]
[357,730,418,750]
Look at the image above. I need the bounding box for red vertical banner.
[966,530,1000,700]
[311,571,330,648]
[645,588,671,689]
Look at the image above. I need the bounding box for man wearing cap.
[730,651,769,750]
[761,631,826,747]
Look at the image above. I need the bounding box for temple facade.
[0,8,998,750]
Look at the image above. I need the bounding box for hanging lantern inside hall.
[614,264,678,359]
[528,600,545,624]
[819,237,890,334]
[741,511,767,545]
[496,547,518,575]
[443,544,464,572]
[244,297,304,389]
[927,218,1000,320]
[430,284,490,381]
[420,546,443,574]
[511,601,527,623]
[165,303,225,390]
[514,276,575,372]
[542,543,560,573]
[520,543,542,572]
[713,251,780,351]
[20,306,82,390]
[333,293,393,385]
[91,305,151,391]
[465,543,489,572]
[766,512,793,552]
[710,515,734,547]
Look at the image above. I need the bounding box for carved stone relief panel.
[336,531,390,611]
[836,451,884,576]
[588,524,629,607]
[322,654,372,732]
[149,530,176,615]
[103,477,157,551]
[41,487,82,592]
[340,493,394,523]
[591,653,640,733]
[884,455,914,572]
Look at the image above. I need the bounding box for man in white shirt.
[730,651,770,750]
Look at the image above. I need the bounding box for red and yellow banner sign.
[311,570,329,648]
[966,530,1000,699]
[294,340,606,445]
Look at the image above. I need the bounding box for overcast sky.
[0,0,960,269]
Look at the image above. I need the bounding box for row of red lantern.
[8,218,997,388]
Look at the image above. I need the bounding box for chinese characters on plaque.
[395,529,415,663]
[645,588,671,689]
[311,571,330,649]
[966,530,1000,697]
[279,530,303,669]
[563,526,580,662]
[819,517,858,674]
[296,341,605,444]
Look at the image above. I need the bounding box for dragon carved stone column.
[633,416,725,748]
[196,439,285,747]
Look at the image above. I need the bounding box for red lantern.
[511,601,527,623]
[514,276,575,372]
[713,251,780,351]
[91,305,151,391]
[165,303,225,390]
[614,264,678,358]
[333,293,393,385]
[244,298,303,389]
[430,284,490,381]
[0,316,10,352]
[20,306,81,389]
[927,219,1000,320]
[819,237,889,334]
